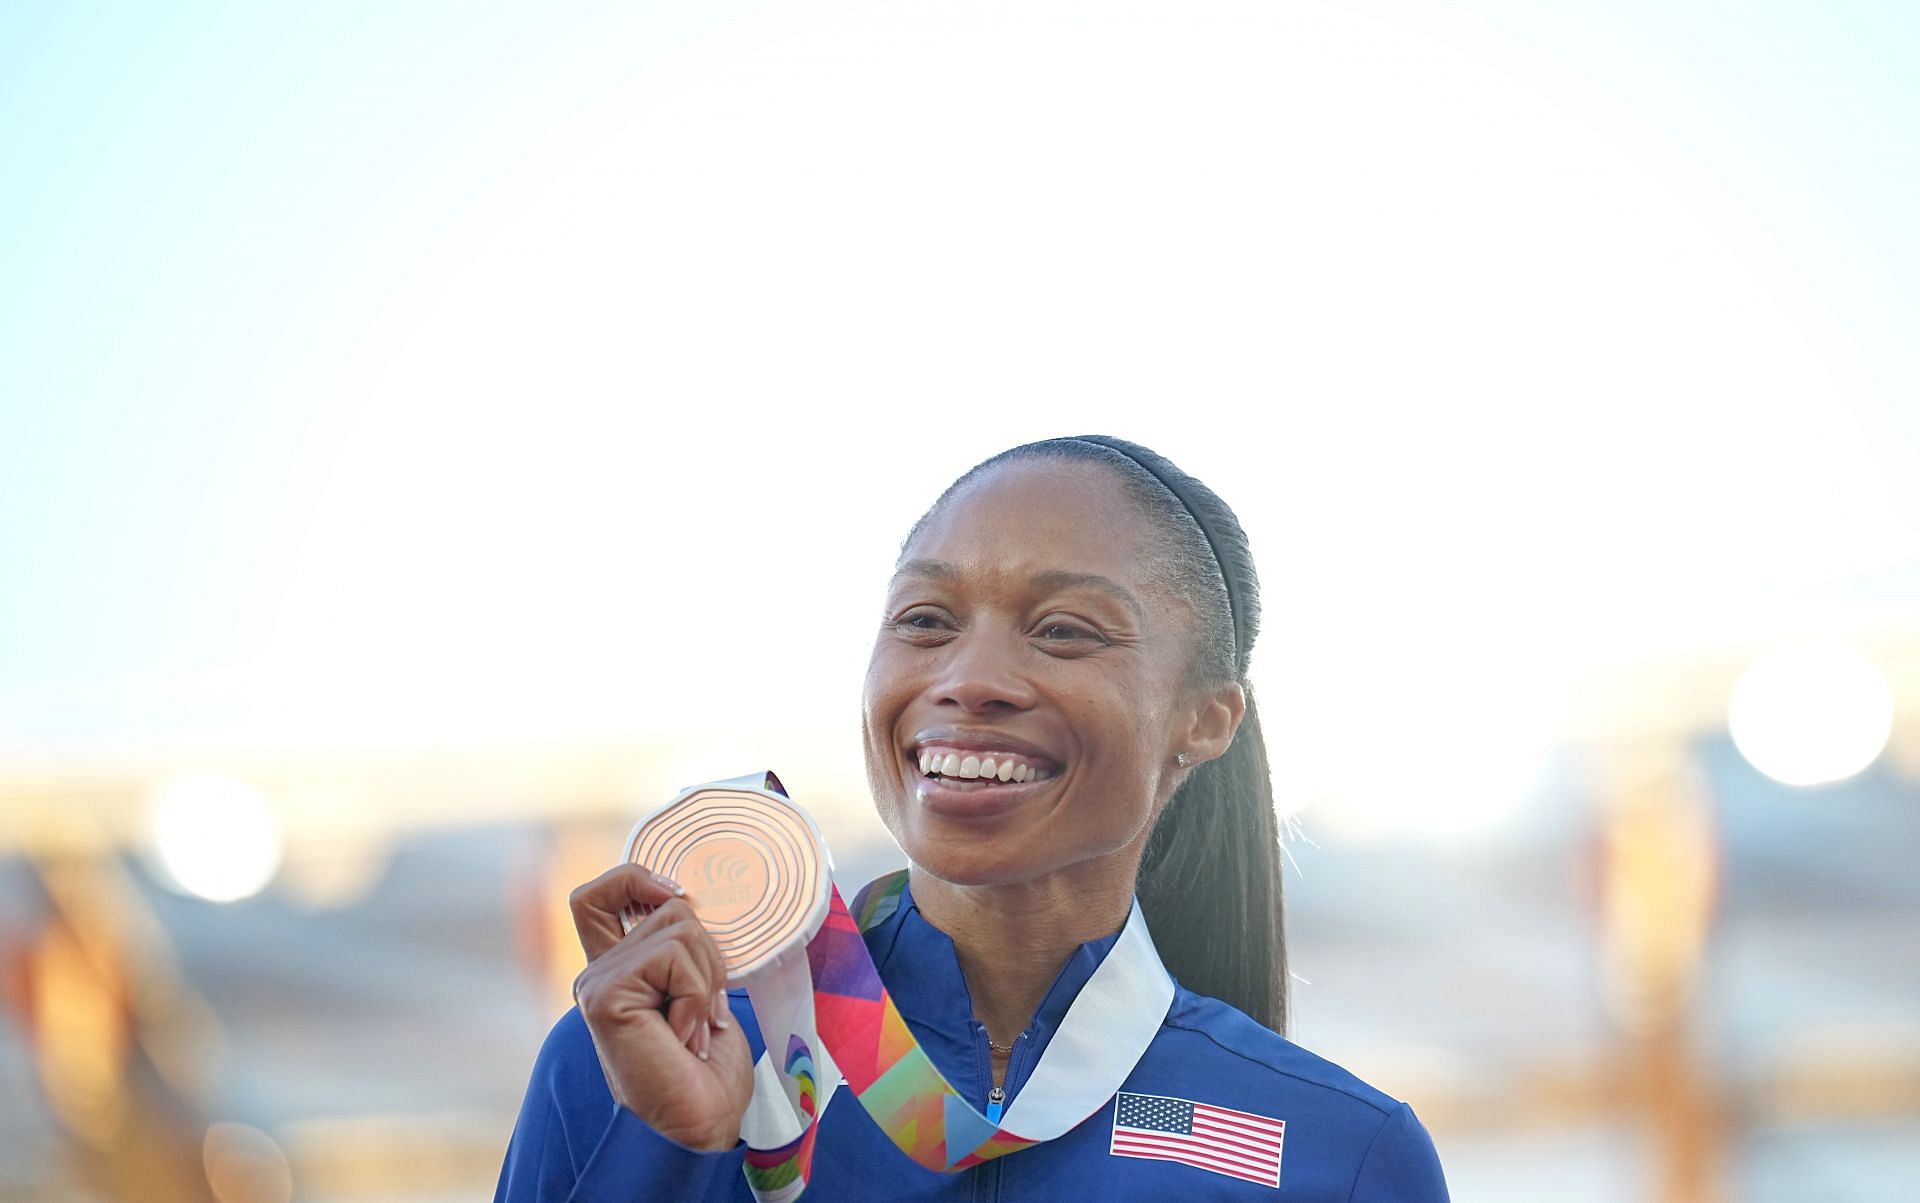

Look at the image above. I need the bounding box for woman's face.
[862,458,1220,890]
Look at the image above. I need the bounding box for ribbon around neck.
[622,772,1176,1203]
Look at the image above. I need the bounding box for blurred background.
[3,1,1916,1200]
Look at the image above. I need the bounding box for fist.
[568,864,755,1150]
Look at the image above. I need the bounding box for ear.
[1177,679,1246,767]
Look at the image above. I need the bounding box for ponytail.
[1136,691,1287,1034]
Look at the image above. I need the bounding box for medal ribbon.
[682,773,1175,1203]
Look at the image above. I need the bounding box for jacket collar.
[862,875,1129,1107]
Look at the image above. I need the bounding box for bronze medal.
[623,778,831,983]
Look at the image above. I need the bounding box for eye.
[1035,618,1105,646]
[891,606,957,640]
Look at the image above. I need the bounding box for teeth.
[916,747,1056,784]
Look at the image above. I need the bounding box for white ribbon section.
[998,899,1174,1136]
[738,948,843,1150]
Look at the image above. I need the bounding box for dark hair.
[908,436,1288,1035]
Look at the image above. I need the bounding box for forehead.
[901,458,1160,585]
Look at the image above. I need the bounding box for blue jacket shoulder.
[1133,985,1451,1203]
[1164,987,1403,1114]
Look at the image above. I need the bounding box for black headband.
[1067,435,1247,669]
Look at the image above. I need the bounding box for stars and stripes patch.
[1109,1092,1285,1188]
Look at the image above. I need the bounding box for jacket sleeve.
[493,1007,749,1203]
[1349,1102,1449,1203]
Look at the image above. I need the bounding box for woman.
[496,437,1449,1200]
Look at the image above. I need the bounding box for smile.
[916,746,1055,785]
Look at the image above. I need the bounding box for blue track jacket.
[496,881,1449,1201]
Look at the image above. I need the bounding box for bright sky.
[3,1,1916,828]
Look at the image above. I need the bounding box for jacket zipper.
[978,1031,1026,1203]
[973,1023,1018,1203]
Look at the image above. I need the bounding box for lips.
[906,732,1062,813]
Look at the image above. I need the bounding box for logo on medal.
[693,846,757,909]
[700,852,749,884]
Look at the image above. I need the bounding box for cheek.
[860,655,904,816]
[1077,698,1173,810]
[861,646,900,723]
[860,644,919,760]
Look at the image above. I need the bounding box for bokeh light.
[146,776,286,903]
[1728,642,1895,786]
[202,1121,293,1203]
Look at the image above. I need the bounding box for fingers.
[570,864,687,961]
[663,989,734,1061]
[576,919,709,1022]
[666,993,708,1056]
[631,906,732,1035]
[569,866,736,1067]
[574,898,733,1042]
[624,899,730,1003]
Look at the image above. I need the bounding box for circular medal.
[622,779,832,983]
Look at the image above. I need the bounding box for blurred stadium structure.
[2,636,1916,1202]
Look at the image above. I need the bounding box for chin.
[901,822,1144,893]
[905,846,1045,890]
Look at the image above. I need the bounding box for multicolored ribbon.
[686,774,1174,1202]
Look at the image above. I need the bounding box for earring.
[1175,752,1191,768]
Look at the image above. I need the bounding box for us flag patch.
[1109,1092,1285,1187]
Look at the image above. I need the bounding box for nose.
[930,627,1037,715]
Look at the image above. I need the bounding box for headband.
[1066,435,1248,669]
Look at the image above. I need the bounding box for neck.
[907,862,1138,1048]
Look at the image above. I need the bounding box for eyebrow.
[895,559,1144,618]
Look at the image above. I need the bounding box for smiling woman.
[495,437,1450,1201]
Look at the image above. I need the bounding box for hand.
[569,864,755,1151]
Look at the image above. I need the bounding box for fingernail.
[697,1025,711,1060]
[659,875,686,896]
[713,991,731,1029]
